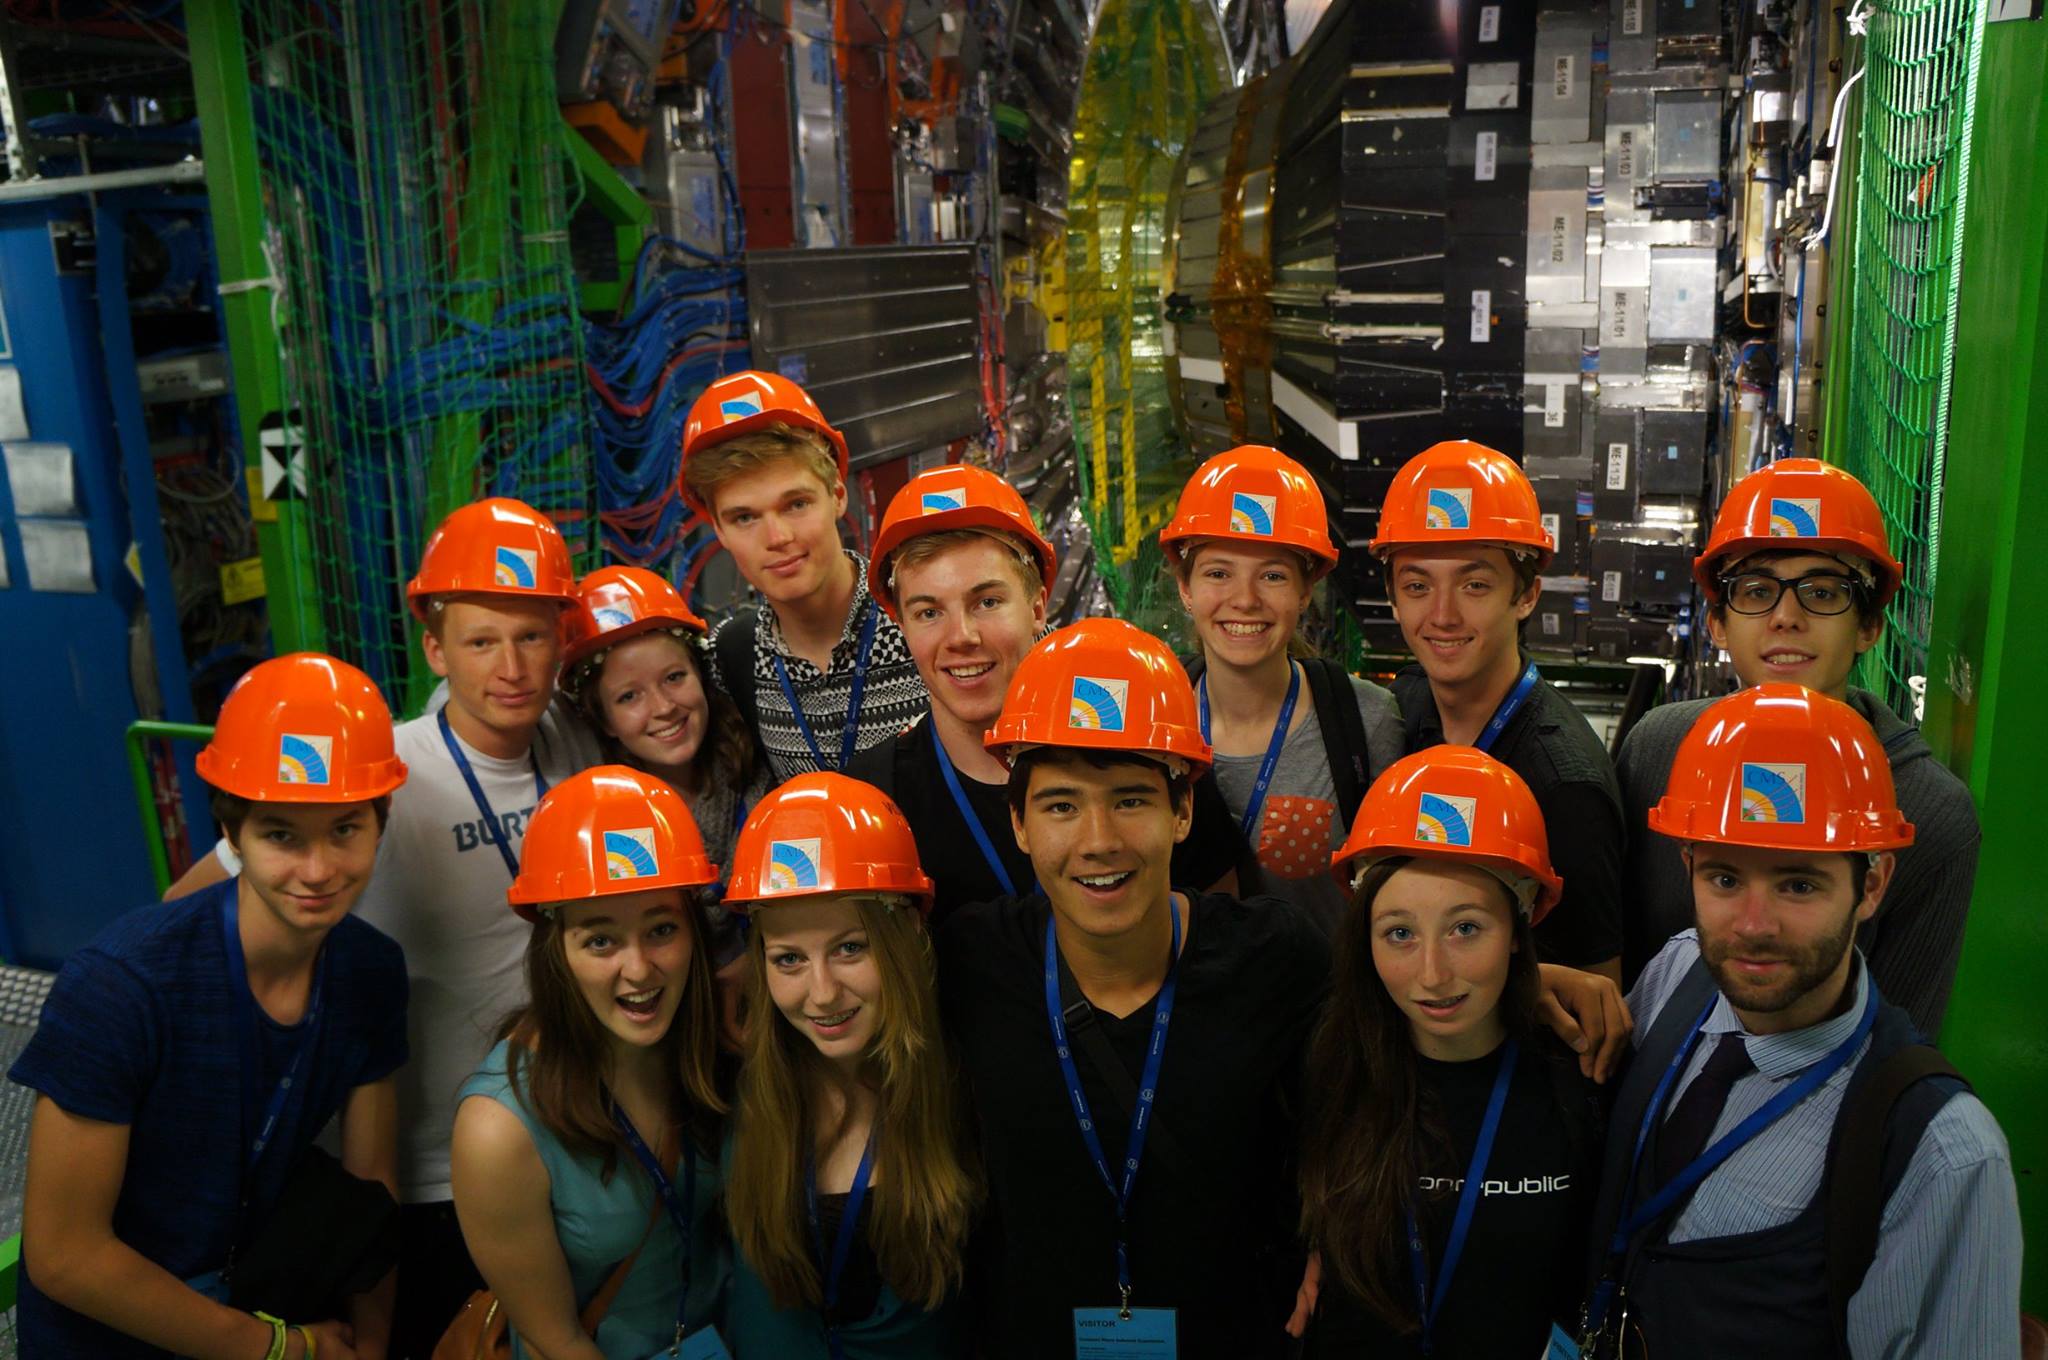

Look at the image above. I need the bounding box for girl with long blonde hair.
[720,773,977,1358]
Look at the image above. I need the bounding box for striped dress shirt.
[1628,932,2021,1359]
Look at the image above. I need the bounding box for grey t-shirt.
[1210,675,1404,935]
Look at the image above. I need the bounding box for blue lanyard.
[1405,1037,1518,1355]
[805,1131,877,1360]
[1044,899,1181,1312]
[930,720,1024,898]
[437,708,550,879]
[611,1101,699,1346]
[221,890,329,1174]
[1582,981,1879,1337]
[1198,662,1302,843]
[773,599,881,772]
[1475,661,1541,754]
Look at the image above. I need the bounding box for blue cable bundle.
[585,234,749,573]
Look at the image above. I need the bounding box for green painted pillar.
[1919,13,2048,1317]
[186,0,326,655]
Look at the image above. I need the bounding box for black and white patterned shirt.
[710,551,929,784]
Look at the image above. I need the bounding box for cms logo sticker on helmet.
[767,838,823,891]
[1740,763,1807,823]
[278,733,334,786]
[1229,492,1277,535]
[604,828,660,880]
[592,604,635,630]
[1068,676,1130,732]
[1426,488,1473,530]
[719,392,765,423]
[920,486,967,514]
[1769,498,1822,537]
[1415,792,1476,847]
[494,546,538,589]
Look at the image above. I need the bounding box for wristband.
[295,1323,317,1359]
[253,1312,288,1360]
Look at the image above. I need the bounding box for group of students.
[8,367,2022,1360]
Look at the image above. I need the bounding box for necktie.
[1655,1031,1754,1187]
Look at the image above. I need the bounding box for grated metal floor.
[0,965,58,1360]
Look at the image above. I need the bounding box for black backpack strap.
[714,608,761,733]
[1303,658,1371,829]
[1824,1044,1968,1353]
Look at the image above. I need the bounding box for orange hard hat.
[405,497,578,622]
[679,370,850,514]
[1159,445,1339,580]
[1693,459,1903,606]
[507,765,720,920]
[983,618,1214,776]
[724,772,934,912]
[1331,746,1562,924]
[1370,440,1554,569]
[197,653,408,804]
[1649,684,1914,852]
[867,464,1058,620]
[562,565,709,676]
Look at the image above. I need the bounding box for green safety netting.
[1836,0,1985,721]
[1065,0,1229,633]
[241,0,595,713]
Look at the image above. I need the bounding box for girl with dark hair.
[1295,747,1605,1358]
[563,567,773,958]
[719,773,977,1359]
[451,767,732,1359]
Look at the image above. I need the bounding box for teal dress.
[460,1041,731,1359]
[720,1132,963,1359]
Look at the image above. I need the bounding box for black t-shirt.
[1305,1038,1605,1359]
[1391,664,1625,968]
[935,891,1332,1360]
[846,717,1251,926]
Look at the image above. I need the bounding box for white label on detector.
[1541,512,1562,545]
[1544,383,1566,427]
[1475,131,1499,181]
[1606,442,1630,490]
[1470,291,1492,343]
[1553,55,1575,102]
[1542,610,1562,635]
[1602,569,1623,603]
[1622,0,1644,36]
[1479,5,1500,41]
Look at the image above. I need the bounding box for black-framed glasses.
[1719,571,1865,617]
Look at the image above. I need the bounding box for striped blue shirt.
[1629,932,2021,1359]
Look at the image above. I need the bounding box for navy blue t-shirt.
[7,881,409,1357]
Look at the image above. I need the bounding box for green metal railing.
[127,721,217,896]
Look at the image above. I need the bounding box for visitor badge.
[1073,1307,1177,1357]
[1541,1321,1582,1359]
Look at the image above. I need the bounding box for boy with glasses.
[1615,460,1980,1035]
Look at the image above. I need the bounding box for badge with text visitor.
[1073,1306,1177,1358]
